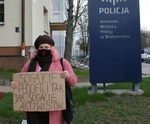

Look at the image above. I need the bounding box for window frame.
[0,0,4,25]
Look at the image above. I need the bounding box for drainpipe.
[21,0,25,56]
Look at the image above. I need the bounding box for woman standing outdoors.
[11,35,78,124]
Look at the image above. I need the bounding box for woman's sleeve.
[62,59,78,87]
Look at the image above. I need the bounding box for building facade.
[0,0,66,71]
[51,0,67,57]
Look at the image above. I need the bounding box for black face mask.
[37,49,52,57]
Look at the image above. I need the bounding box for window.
[0,0,4,24]
[43,6,48,33]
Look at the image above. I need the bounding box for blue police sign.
[88,0,141,83]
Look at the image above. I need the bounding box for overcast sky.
[139,0,150,31]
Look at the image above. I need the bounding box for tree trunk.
[64,0,74,62]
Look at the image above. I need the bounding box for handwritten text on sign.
[13,72,66,112]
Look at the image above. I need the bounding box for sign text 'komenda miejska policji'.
[13,72,66,111]
[88,0,141,83]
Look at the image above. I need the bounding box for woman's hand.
[11,81,18,89]
[61,70,70,80]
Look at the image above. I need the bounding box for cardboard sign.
[13,72,66,112]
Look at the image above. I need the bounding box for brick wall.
[0,56,29,72]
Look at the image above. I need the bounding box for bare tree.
[141,30,150,49]
[75,2,89,56]
[64,0,87,62]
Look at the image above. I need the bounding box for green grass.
[0,67,88,80]
[0,93,24,124]
[1,78,150,124]
[0,68,17,80]
[0,68,150,123]
[73,67,89,77]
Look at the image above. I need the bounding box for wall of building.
[0,0,32,56]
[32,0,50,41]
[0,56,29,71]
[24,0,33,47]
[0,0,22,47]
[0,0,53,71]
[52,31,66,57]
[0,0,52,52]
[51,0,67,57]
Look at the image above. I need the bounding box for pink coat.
[21,57,78,124]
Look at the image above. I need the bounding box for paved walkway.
[0,86,13,93]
